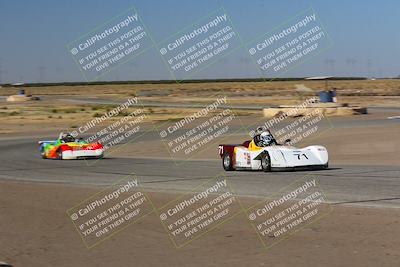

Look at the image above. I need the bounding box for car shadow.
[233,167,342,172]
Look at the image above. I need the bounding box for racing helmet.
[260,131,273,146]
[61,132,75,143]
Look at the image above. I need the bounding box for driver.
[59,132,75,143]
[259,131,274,146]
[254,130,277,147]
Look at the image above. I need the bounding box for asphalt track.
[1,113,400,209]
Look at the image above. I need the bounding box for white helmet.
[260,131,273,146]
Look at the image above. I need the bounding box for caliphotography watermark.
[67,6,152,81]
[247,8,332,78]
[246,177,332,249]
[157,8,242,81]
[157,176,242,248]
[69,97,149,165]
[156,96,241,164]
[67,175,154,248]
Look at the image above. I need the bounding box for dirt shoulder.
[0,180,399,267]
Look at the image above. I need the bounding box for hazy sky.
[0,0,399,83]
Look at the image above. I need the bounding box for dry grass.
[1,79,399,134]
[1,79,400,97]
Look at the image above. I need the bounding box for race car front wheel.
[222,152,233,171]
[40,147,47,159]
[260,152,271,172]
[57,149,63,160]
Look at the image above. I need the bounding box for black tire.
[222,152,233,171]
[260,152,271,172]
[40,147,47,159]
[57,149,63,160]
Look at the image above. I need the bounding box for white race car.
[218,130,328,171]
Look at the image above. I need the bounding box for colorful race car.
[39,132,104,160]
[218,129,328,172]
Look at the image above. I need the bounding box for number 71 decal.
[294,153,308,160]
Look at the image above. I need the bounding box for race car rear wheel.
[260,152,271,172]
[222,152,233,171]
